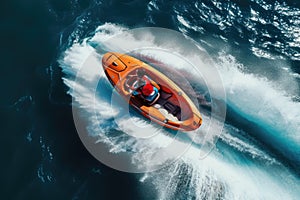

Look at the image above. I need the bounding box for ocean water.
[2,0,300,199]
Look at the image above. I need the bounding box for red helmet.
[142,83,154,96]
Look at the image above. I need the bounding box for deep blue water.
[2,0,300,199]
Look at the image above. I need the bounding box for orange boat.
[102,52,202,131]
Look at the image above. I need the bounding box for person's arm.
[132,88,141,96]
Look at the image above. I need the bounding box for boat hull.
[102,52,202,131]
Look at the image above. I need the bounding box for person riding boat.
[126,69,160,104]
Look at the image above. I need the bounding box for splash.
[59,23,300,199]
[216,53,300,163]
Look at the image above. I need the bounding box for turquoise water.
[2,0,300,199]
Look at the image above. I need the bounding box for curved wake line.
[59,23,300,199]
[216,53,300,163]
